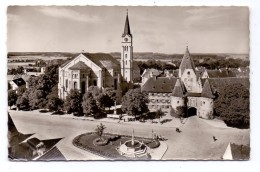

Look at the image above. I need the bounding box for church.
[58,12,140,100]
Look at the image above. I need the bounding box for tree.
[82,93,100,117]
[8,90,18,109]
[16,66,24,74]
[214,83,249,128]
[64,89,83,115]
[16,94,30,110]
[47,97,63,112]
[121,88,149,119]
[155,108,164,122]
[102,87,116,109]
[95,123,106,140]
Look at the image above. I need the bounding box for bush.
[147,140,160,149]
[160,119,172,124]
[93,138,108,146]
[51,110,65,115]
[39,109,49,113]
[170,106,186,118]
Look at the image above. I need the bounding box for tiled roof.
[172,79,185,97]
[229,143,250,160]
[201,79,215,98]
[141,77,177,93]
[37,146,66,161]
[179,46,196,75]
[141,68,162,78]
[186,93,201,97]
[12,78,26,86]
[206,70,236,78]
[60,53,120,70]
[82,53,120,70]
[69,61,90,70]
[205,77,249,94]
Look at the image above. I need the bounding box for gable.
[61,54,102,71]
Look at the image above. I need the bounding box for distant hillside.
[8,52,249,62]
[111,52,249,61]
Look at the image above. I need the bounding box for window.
[74,82,77,89]
[203,101,205,104]
[126,60,127,65]
[65,80,68,88]
[177,101,179,104]
[93,80,97,86]
[83,74,85,78]
[125,54,127,58]
[187,71,190,75]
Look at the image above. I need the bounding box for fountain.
[117,129,148,158]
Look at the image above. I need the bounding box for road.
[9,110,250,160]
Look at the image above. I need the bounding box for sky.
[7,6,249,54]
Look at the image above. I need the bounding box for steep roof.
[179,46,196,75]
[122,12,132,37]
[141,77,177,93]
[69,61,90,70]
[172,79,185,97]
[12,78,26,86]
[201,79,215,98]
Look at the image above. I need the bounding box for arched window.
[125,54,127,58]
[74,82,77,89]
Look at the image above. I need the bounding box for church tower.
[121,10,133,82]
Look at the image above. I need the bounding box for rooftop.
[141,77,177,93]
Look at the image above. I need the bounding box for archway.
[187,107,197,117]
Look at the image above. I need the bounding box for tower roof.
[201,79,215,98]
[179,46,196,75]
[172,78,185,97]
[122,11,132,37]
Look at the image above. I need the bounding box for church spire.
[122,9,132,37]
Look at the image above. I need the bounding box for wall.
[147,92,171,114]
